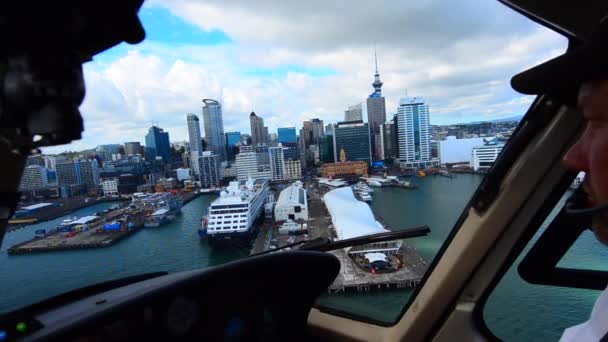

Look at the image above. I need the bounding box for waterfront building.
[187,113,204,176]
[277,127,297,144]
[439,136,485,166]
[321,148,369,178]
[235,150,272,181]
[345,103,363,122]
[366,51,386,161]
[284,159,302,180]
[198,151,221,188]
[250,111,267,146]
[274,181,308,222]
[472,138,505,171]
[124,142,142,156]
[323,187,401,256]
[269,146,285,181]
[302,118,324,147]
[202,99,227,162]
[56,160,100,192]
[145,126,171,161]
[332,121,371,163]
[96,144,121,161]
[101,178,119,196]
[18,165,49,191]
[396,96,438,168]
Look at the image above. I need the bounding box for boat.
[418,170,427,177]
[144,208,176,227]
[199,178,270,242]
[366,179,383,187]
[438,170,454,178]
[354,181,374,193]
[359,192,372,202]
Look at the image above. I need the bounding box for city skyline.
[40,1,565,154]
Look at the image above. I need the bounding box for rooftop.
[20,203,54,211]
[323,187,387,241]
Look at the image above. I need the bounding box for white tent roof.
[365,252,388,263]
[323,187,388,241]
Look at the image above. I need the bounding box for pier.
[8,192,200,255]
[250,179,428,293]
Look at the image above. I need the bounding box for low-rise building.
[274,181,308,222]
[472,138,504,171]
[284,159,302,180]
[101,178,119,196]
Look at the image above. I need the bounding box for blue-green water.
[0,175,603,341]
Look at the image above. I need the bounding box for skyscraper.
[277,127,297,144]
[250,112,266,146]
[56,160,100,190]
[396,96,435,168]
[187,113,204,176]
[302,118,324,147]
[202,99,227,162]
[124,142,142,156]
[235,150,271,181]
[366,50,386,161]
[379,122,397,160]
[198,151,220,188]
[332,121,371,163]
[96,144,122,161]
[145,126,171,161]
[18,165,49,191]
[225,131,242,147]
[269,146,285,181]
[345,103,363,122]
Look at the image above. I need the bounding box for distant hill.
[450,115,524,125]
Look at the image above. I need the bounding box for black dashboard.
[0,251,340,341]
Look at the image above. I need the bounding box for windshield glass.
[2,0,566,327]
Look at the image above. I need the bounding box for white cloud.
[43,0,567,154]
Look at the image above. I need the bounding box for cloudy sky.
[44,0,566,154]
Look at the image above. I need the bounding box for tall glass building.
[396,97,436,168]
[187,113,203,176]
[277,127,297,144]
[332,121,371,163]
[225,131,242,147]
[145,126,171,161]
[202,99,227,162]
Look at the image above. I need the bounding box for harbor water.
[0,174,604,341]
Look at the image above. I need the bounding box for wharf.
[8,192,196,255]
[7,227,137,255]
[8,197,129,232]
[250,179,428,292]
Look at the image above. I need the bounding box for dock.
[250,179,428,293]
[8,191,200,255]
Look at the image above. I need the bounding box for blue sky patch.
[139,6,232,46]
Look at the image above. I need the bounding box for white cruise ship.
[199,178,269,242]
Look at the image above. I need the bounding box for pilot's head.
[511,17,608,242]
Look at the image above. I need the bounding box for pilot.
[511,17,608,342]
